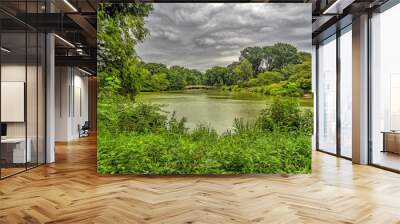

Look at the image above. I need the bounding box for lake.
[138,90,313,134]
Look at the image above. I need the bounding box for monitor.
[1,123,7,137]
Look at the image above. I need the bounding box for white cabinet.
[1,138,32,163]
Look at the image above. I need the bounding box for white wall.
[1,63,46,164]
[55,67,89,141]
[1,64,26,138]
[55,66,70,141]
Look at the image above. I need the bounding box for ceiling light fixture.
[322,0,354,15]
[78,67,92,76]
[1,47,11,53]
[63,0,78,12]
[54,34,75,48]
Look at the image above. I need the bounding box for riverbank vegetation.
[97,3,312,174]
[98,95,312,174]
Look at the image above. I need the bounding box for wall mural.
[97,3,313,174]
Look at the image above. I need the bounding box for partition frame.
[0,1,48,180]
[315,23,353,161]
[367,0,400,173]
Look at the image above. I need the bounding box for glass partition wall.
[317,35,337,154]
[316,25,353,159]
[339,26,352,159]
[370,3,400,171]
[0,4,46,179]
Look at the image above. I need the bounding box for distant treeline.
[141,43,311,97]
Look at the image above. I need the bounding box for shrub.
[257,98,312,134]
[97,131,311,174]
[98,94,186,134]
[97,97,312,174]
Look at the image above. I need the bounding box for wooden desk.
[382,131,400,154]
[1,138,32,164]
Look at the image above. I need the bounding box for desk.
[382,131,400,154]
[1,138,31,164]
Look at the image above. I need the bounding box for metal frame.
[367,10,373,166]
[336,24,341,157]
[0,0,48,180]
[367,0,400,172]
[315,21,353,162]
[315,32,338,156]
[315,0,400,171]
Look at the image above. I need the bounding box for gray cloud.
[136,3,311,71]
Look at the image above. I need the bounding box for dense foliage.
[97,3,153,98]
[98,96,312,174]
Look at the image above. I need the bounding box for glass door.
[1,31,28,178]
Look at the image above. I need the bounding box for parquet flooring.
[1,135,400,223]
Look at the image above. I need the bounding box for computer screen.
[1,123,7,137]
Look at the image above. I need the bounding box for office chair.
[79,121,90,138]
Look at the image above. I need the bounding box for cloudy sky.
[136,3,311,71]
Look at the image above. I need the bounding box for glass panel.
[340,27,352,158]
[371,4,400,171]
[27,31,38,169]
[1,31,27,177]
[317,35,337,154]
[38,32,45,165]
[0,1,46,178]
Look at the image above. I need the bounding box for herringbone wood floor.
[1,136,400,224]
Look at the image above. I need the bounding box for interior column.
[352,14,369,164]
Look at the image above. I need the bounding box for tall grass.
[97,95,312,174]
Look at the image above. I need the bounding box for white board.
[1,82,25,122]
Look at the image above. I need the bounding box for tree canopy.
[97,3,153,99]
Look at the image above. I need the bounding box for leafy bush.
[98,94,186,134]
[97,96,312,174]
[257,98,312,134]
[98,131,311,174]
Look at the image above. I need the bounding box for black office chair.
[79,121,90,138]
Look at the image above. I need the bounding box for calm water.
[138,90,313,134]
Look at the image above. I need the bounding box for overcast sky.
[136,3,311,71]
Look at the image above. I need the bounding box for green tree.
[97,3,153,98]
[234,59,253,82]
[239,46,265,74]
[186,69,203,85]
[205,66,229,86]
[284,55,311,92]
[144,63,169,75]
[167,66,187,90]
[269,43,301,70]
[149,73,170,91]
[256,71,284,86]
